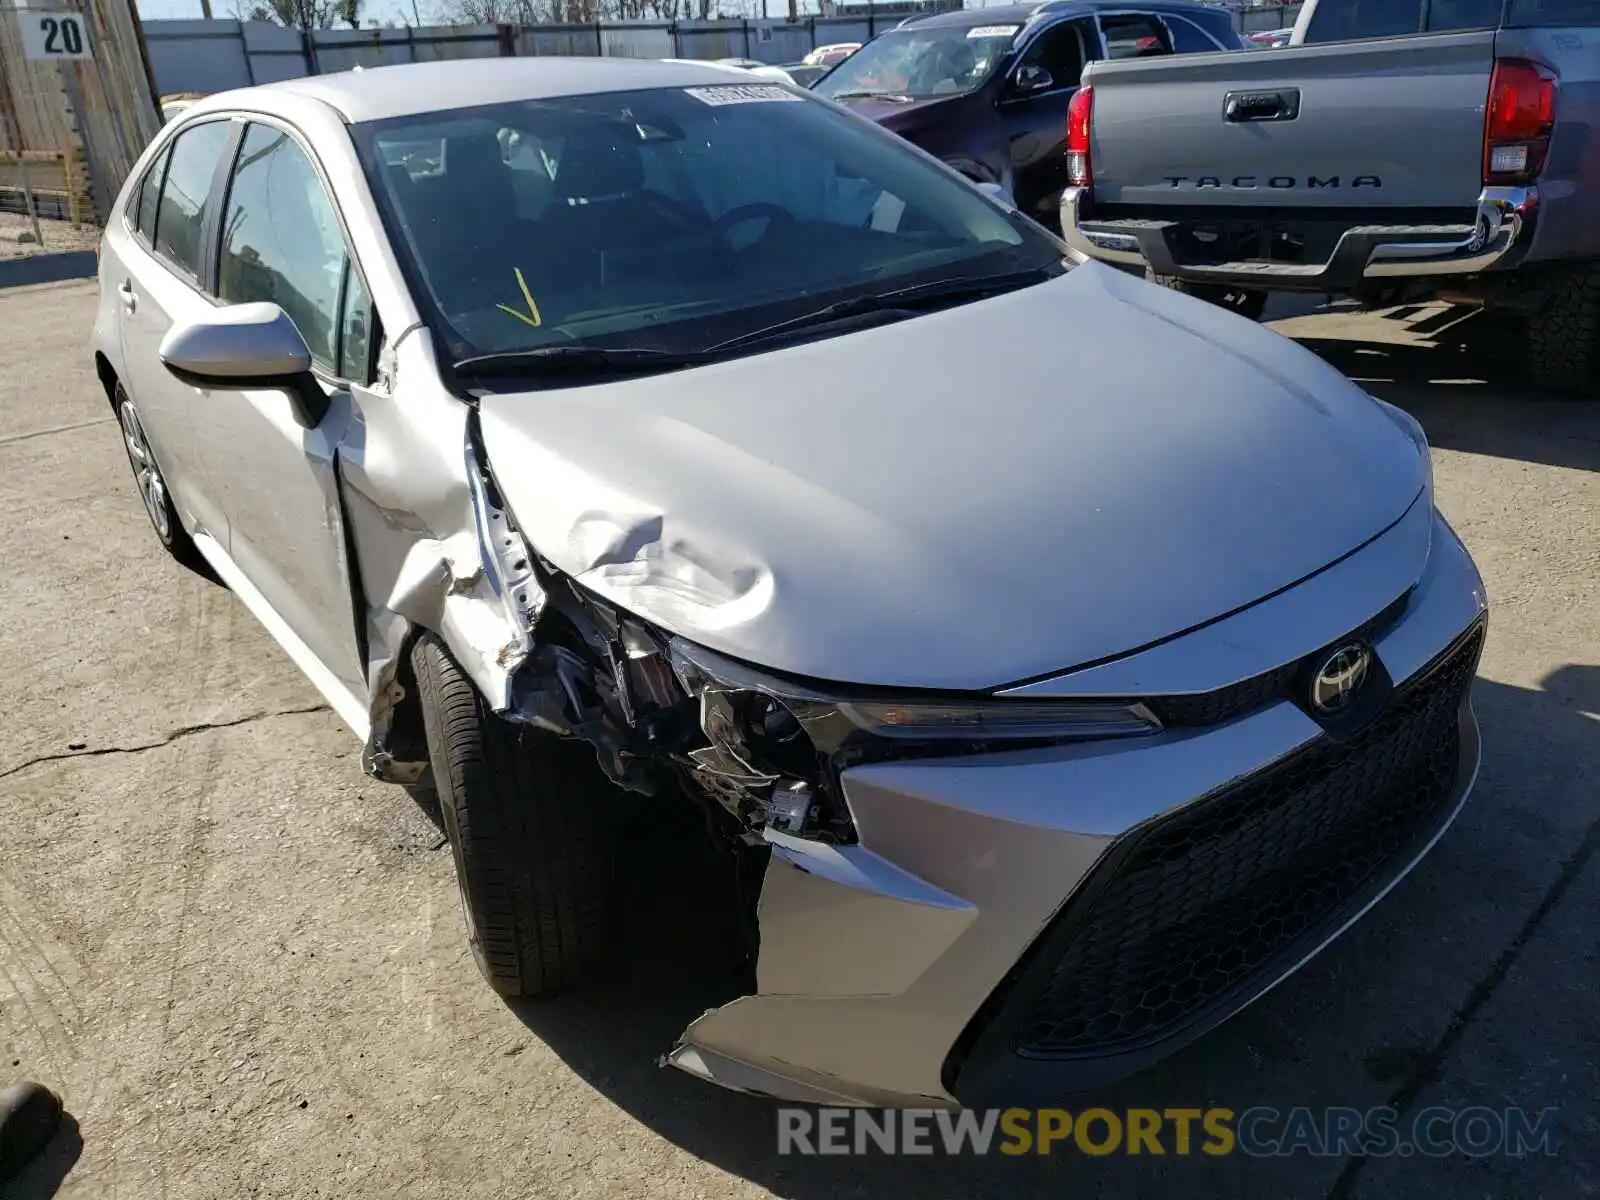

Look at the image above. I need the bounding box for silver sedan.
[93,56,1487,1108]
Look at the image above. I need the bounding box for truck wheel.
[1525,263,1600,394]
[411,634,612,997]
[1148,273,1269,322]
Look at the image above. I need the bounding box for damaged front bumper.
[665,506,1487,1107]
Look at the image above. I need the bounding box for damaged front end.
[362,421,1164,1104]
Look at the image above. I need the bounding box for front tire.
[1148,273,1269,323]
[411,635,612,997]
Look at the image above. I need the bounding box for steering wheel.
[710,203,795,246]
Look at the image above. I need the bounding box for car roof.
[902,0,1227,29]
[217,56,760,124]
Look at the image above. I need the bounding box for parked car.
[778,62,831,88]
[1244,27,1292,47]
[158,92,205,124]
[802,41,861,67]
[1060,0,1600,389]
[710,56,796,83]
[812,0,1242,227]
[96,57,1486,1108]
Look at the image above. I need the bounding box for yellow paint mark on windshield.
[496,267,543,328]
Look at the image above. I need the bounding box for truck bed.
[1083,31,1498,213]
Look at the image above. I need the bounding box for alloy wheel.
[117,392,171,543]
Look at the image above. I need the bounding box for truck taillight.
[1483,59,1556,185]
[1066,85,1093,188]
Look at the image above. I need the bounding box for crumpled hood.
[477,262,1425,691]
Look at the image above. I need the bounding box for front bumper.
[667,505,1487,1107]
[1058,185,1539,293]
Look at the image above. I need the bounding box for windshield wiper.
[827,89,915,102]
[706,267,1059,356]
[453,345,709,380]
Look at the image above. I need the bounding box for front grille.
[1014,624,1482,1059]
[1153,590,1412,728]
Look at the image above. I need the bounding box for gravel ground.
[0,212,99,260]
[1,281,1596,1198]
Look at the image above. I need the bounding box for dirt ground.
[1,281,1596,1198]
[0,213,99,260]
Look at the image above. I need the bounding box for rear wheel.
[411,634,613,996]
[114,384,209,574]
[1524,262,1600,395]
[1148,273,1269,323]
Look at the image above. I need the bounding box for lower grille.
[1013,624,1483,1059]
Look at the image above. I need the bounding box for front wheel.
[411,635,613,997]
[1148,273,1269,323]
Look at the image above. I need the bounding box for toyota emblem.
[1310,643,1372,714]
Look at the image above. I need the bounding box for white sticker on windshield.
[966,24,1019,37]
[684,84,803,106]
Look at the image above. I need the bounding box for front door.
[998,17,1095,218]
[187,119,371,713]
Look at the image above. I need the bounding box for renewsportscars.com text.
[777,1106,1560,1158]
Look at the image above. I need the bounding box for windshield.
[353,83,1062,363]
[813,24,1019,101]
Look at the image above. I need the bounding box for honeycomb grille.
[1014,625,1482,1059]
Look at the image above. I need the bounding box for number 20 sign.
[19,11,94,60]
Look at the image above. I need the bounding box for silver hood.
[477,262,1425,691]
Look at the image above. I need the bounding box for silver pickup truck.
[1059,0,1600,392]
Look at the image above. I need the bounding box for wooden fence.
[0,147,91,224]
[0,0,160,225]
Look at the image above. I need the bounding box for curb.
[0,251,97,290]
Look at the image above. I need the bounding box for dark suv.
[813,0,1241,227]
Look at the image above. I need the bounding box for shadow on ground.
[1291,307,1600,474]
[505,659,1600,1199]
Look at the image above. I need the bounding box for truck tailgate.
[1085,32,1498,211]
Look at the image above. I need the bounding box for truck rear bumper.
[1060,186,1539,293]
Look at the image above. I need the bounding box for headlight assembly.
[838,699,1161,742]
[667,636,1164,842]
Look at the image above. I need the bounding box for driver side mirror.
[1012,64,1055,94]
[159,302,330,429]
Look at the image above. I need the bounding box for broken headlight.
[837,699,1160,741]
[667,638,1163,843]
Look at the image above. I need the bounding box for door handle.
[117,280,137,314]
[1223,89,1300,123]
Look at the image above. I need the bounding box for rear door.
[115,117,236,542]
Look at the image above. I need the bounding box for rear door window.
[1304,0,1424,40]
[1504,0,1600,25]
[134,146,169,243]
[1427,0,1504,29]
[152,119,232,281]
[1165,15,1227,52]
[1100,13,1175,58]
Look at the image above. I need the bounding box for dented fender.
[333,327,546,778]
